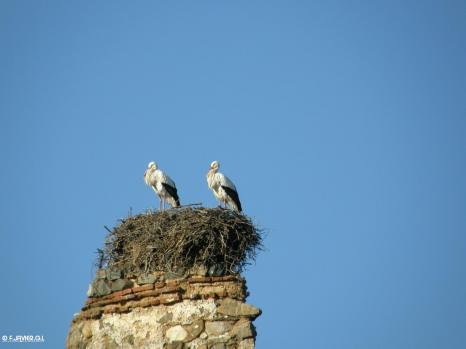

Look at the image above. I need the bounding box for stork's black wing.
[162,183,180,207]
[222,186,242,212]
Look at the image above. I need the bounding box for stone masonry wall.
[67,270,261,349]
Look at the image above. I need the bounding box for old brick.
[122,294,136,301]
[111,288,133,299]
[138,296,160,308]
[118,304,131,313]
[153,281,166,288]
[137,289,162,298]
[149,298,161,306]
[166,279,180,287]
[224,284,246,300]
[81,307,103,320]
[103,304,120,314]
[210,276,224,282]
[87,297,118,309]
[159,285,182,294]
[221,275,241,282]
[197,285,227,299]
[85,297,98,305]
[132,284,154,293]
[136,286,180,299]
[188,276,212,284]
[159,293,181,305]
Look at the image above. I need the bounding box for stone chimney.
[67,270,261,348]
[66,208,262,349]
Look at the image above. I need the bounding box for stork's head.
[210,160,220,170]
[144,161,157,180]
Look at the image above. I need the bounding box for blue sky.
[1,1,465,348]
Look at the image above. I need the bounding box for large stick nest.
[100,207,263,276]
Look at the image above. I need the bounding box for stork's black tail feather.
[162,183,180,208]
[222,186,242,212]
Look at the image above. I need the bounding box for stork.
[144,161,180,210]
[206,160,242,212]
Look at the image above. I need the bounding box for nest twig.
[100,207,263,276]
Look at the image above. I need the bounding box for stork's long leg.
[159,198,162,211]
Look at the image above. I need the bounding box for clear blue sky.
[1,1,465,348]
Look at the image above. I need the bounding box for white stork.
[206,160,242,212]
[144,161,180,210]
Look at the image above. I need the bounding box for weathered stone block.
[166,325,188,342]
[95,269,107,280]
[189,264,208,276]
[183,319,204,341]
[238,338,255,349]
[165,342,184,349]
[230,319,254,340]
[165,269,185,280]
[110,278,133,292]
[205,321,235,336]
[92,279,112,297]
[217,299,261,319]
[106,269,121,281]
[137,273,158,284]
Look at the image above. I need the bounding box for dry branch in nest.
[100,207,263,276]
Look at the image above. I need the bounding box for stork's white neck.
[206,169,217,188]
[144,167,156,186]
